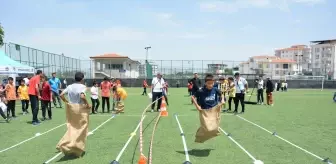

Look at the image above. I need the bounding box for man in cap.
[233,72,248,114]
[150,72,165,112]
[190,73,202,104]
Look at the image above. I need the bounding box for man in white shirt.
[257,76,264,105]
[234,72,248,114]
[151,73,165,112]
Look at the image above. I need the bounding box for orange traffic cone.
[160,97,168,117]
[138,154,147,164]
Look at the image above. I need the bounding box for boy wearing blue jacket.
[192,74,224,111]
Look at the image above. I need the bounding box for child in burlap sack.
[57,72,91,158]
[112,86,127,114]
[192,73,225,143]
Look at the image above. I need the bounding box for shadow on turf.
[176,149,214,157]
[130,116,157,163]
[56,152,86,162]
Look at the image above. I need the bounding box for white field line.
[114,115,146,161]
[43,115,117,164]
[219,127,263,164]
[174,114,190,162]
[237,115,332,163]
[0,123,66,153]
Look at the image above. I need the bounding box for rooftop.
[275,45,309,51]
[251,55,278,59]
[310,39,336,44]
[269,59,296,63]
[90,53,129,59]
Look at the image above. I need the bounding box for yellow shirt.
[229,83,236,97]
[18,85,29,100]
[116,87,127,100]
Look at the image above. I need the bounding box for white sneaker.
[151,109,154,113]
[271,104,274,107]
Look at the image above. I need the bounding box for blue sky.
[0,0,335,61]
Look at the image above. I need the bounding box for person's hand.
[38,96,41,100]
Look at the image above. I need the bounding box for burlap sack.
[56,103,90,157]
[195,105,221,143]
[115,101,125,113]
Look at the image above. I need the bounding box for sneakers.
[6,118,11,123]
[32,122,41,126]
[151,109,154,113]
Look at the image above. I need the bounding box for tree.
[0,23,4,46]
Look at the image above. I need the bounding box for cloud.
[199,0,325,13]
[155,13,181,27]
[18,27,148,46]
[240,24,258,32]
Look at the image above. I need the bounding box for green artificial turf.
[0,88,335,164]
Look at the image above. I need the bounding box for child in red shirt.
[142,80,148,95]
[187,81,193,96]
[40,74,52,120]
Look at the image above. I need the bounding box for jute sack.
[195,105,221,143]
[56,103,90,157]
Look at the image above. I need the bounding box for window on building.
[289,64,291,68]
[283,64,289,69]
[315,48,320,53]
[258,64,262,68]
[276,64,279,68]
[275,70,279,75]
[107,64,123,69]
[315,55,319,59]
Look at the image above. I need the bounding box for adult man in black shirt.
[190,73,202,104]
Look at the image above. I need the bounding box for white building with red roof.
[239,55,298,79]
[275,45,311,73]
[90,53,141,78]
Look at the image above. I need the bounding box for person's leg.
[41,100,47,120]
[234,94,239,113]
[228,97,233,110]
[157,92,163,111]
[56,93,62,108]
[91,98,95,113]
[102,97,106,113]
[257,89,261,103]
[261,89,264,104]
[107,97,110,113]
[47,102,52,119]
[11,100,16,117]
[29,95,36,123]
[151,92,157,111]
[240,94,245,113]
[52,91,57,107]
[0,107,7,120]
[25,100,29,113]
[144,87,147,95]
[21,100,25,113]
[269,92,273,105]
[164,94,169,106]
[95,99,100,112]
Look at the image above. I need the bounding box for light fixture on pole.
[144,46,151,62]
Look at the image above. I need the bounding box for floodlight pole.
[144,46,151,79]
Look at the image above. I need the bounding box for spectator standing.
[17,80,29,114]
[233,73,248,114]
[257,77,264,105]
[150,73,165,112]
[49,72,62,108]
[40,74,52,120]
[266,77,274,106]
[190,73,202,104]
[101,77,111,113]
[28,70,42,125]
[5,77,17,118]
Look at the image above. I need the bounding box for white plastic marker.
[43,115,117,164]
[0,123,66,153]
[113,115,146,162]
[237,115,333,164]
[219,127,264,164]
[174,114,191,163]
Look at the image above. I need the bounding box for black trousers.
[234,93,245,113]
[257,89,264,103]
[52,91,62,107]
[7,100,16,117]
[41,100,52,119]
[29,95,39,123]
[142,87,147,95]
[151,92,163,111]
[228,97,234,110]
[0,108,7,119]
[91,98,100,113]
[102,97,110,113]
[21,100,29,112]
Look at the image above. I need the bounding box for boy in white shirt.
[90,81,100,114]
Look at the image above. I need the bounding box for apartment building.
[310,39,336,80]
[275,45,311,73]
